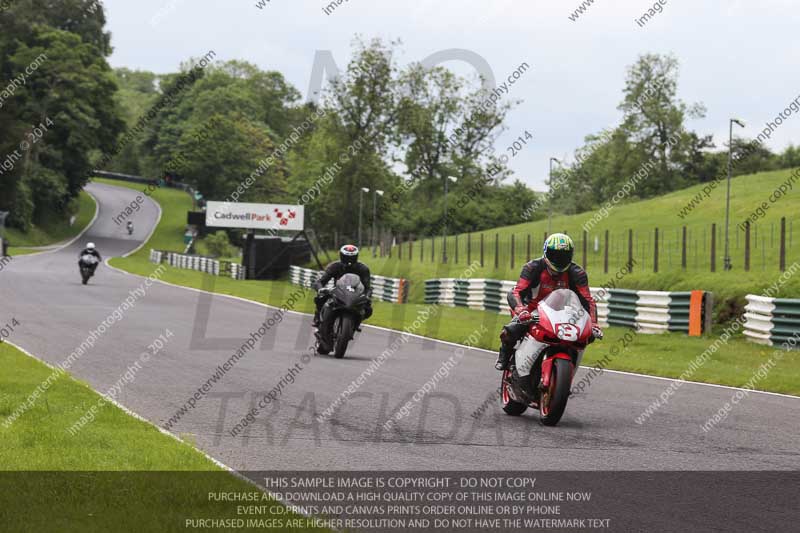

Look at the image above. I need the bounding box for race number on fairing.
[556,323,579,341]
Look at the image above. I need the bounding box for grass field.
[364,167,800,279]
[336,168,800,317]
[0,342,323,531]
[101,177,800,396]
[5,191,97,255]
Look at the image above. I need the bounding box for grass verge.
[0,342,323,532]
[98,177,800,396]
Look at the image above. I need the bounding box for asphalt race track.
[3,181,799,475]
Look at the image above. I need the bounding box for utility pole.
[443,176,458,263]
[359,187,369,247]
[724,118,745,271]
[372,189,383,256]
[548,157,560,236]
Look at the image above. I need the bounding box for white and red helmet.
[339,244,359,265]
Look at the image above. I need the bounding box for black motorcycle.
[315,273,369,358]
[79,254,99,285]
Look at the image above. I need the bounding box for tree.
[393,62,514,233]
[308,37,400,238]
[12,28,123,201]
[730,138,776,177]
[551,53,714,215]
[617,54,706,196]
[0,0,123,230]
[174,113,288,201]
[681,132,721,183]
[112,69,159,175]
[779,144,800,169]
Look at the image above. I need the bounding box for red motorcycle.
[500,289,595,426]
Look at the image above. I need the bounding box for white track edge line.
[103,262,800,402]
[3,339,318,521]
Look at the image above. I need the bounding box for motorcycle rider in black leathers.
[78,242,102,275]
[311,244,373,327]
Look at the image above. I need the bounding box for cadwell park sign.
[205,201,305,231]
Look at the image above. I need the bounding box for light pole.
[372,189,383,256]
[724,118,746,271]
[548,157,561,236]
[443,176,458,263]
[359,187,369,247]
[0,210,8,258]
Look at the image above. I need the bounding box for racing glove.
[514,306,538,323]
[591,324,604,340]
[514,306,529,321]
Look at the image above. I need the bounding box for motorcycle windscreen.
[537,289,591,342]
[333,273,365,306]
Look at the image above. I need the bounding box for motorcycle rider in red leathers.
[495,233,603,397]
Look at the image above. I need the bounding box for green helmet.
[543,233,574,272]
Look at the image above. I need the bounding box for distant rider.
[78,242,102,275]
[311,244,373,327]
[126,220,134,234]
[495,234,602,392]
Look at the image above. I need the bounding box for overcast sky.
[104,0,800,190]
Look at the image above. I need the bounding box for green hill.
[354,168,800,317]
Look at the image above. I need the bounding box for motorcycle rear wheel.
[333,315,354,359]
[539,358,571,426]
[500,369,528,416]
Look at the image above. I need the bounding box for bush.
[204,231,236,258]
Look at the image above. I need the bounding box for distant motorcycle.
[79,254,99,285]
[126,221,134,235]
[315,273,370,358]
[500,289,597,426]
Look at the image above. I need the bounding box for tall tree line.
[113,37,537,242]
[0,0,123,230]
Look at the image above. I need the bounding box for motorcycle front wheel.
[333,315,354,359]
[539,358,572,426]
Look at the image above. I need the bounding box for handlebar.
[513,312,539,325]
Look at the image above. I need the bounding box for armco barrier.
[424,278,514,316]
[289,265,408,304]
[424,278,711,335]
[94,170,195,194]
[592,289,709,335]
[744,295,800,347]
[150,249,245,280]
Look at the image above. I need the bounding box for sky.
[103,0,800,190]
